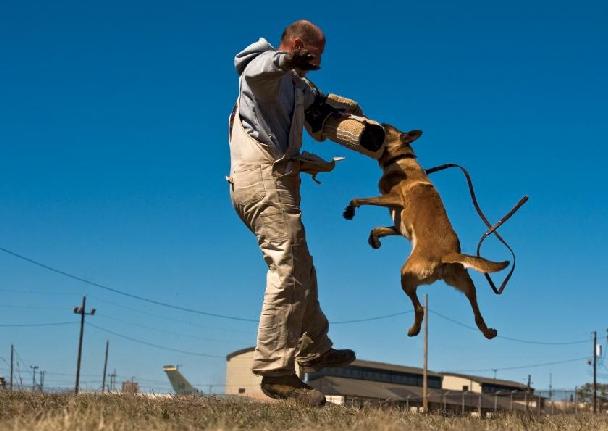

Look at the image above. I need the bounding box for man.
[227,20,356,406]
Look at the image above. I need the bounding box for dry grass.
[1,391,607,431]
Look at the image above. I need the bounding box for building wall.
[225,349,305,400]
[442,375,482,393]
[225,350,267,400]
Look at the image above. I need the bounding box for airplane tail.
[442,253,509,273]
[163,365,199,395]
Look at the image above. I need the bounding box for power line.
[0,246,258,322]
[0,367,101,379]
[0,305,59,310]
[94,312,236,343]
[497,334,590,346]
[0,321,75,328]
[3,297,253,338]
[0,288,79,296]
[0,246,436,325]
[429,309,590,345]
[331,311,412,324]
[0,368,200,387]
[447,356,589,373]
[88,296,254,337]
[13,349,28,389]
[87,322,223,359]
[14,349,29,369]
[0,246,599,341]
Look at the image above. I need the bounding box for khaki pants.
[229,162,332,376]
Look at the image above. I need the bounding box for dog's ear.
[400,130,423,144]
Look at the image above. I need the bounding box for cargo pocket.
[231,166,266,226]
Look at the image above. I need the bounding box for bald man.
[228,20,356,406]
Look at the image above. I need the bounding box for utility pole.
[39,370,45,392]
[549,372,553,415]
[30,365,38,391]
[9,344,14,391]
[526,374,531,411]
[422,293,429,413]
[73,296,96,395]
[109,369,117,392]
[101,340,109,393]
[593,330,597,414]
[462,390,466,415]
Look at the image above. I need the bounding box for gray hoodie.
[233,38,319,155]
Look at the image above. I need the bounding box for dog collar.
[382,153,417,168]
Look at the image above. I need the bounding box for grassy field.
[1,392,607,431]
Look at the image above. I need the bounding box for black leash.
[425,163,528,295]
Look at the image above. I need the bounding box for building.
[441,372,540,409]
[306,358,442,409]
[225,347,268,400]
[121,379,139,394]
[441,371,529,394]
[225,347,534,413]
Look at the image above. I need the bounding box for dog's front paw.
[407,326,421,337]
[368,233,381,249]
[483,328,498,339]
[343,204,355,220]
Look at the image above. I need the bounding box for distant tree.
[576,383,608,404]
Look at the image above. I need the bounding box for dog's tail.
[442,253,509,273]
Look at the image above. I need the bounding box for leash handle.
[425,163,528,295]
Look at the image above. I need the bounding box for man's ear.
[293,38,304,50]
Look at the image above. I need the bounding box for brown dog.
[343,124,508,339]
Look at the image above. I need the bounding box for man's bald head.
[279,20,325,74]
[280,20,325,47]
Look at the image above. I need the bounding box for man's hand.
[298,151,336,174]
[284,49,320,71]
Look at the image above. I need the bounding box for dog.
[343,124,508,339]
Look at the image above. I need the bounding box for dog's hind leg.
[343,194,403,220]
[368,226,400,249]
[400,271,425,337]
[443,264,498,339]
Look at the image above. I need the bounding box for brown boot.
[260,374,326,407]
[297,348,356,372]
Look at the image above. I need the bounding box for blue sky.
[1,0,607,393]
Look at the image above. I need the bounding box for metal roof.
[440,372,529,390]
[349,359,443,378]
[225,346,255,361]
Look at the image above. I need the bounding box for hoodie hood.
[234,38,276,76]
